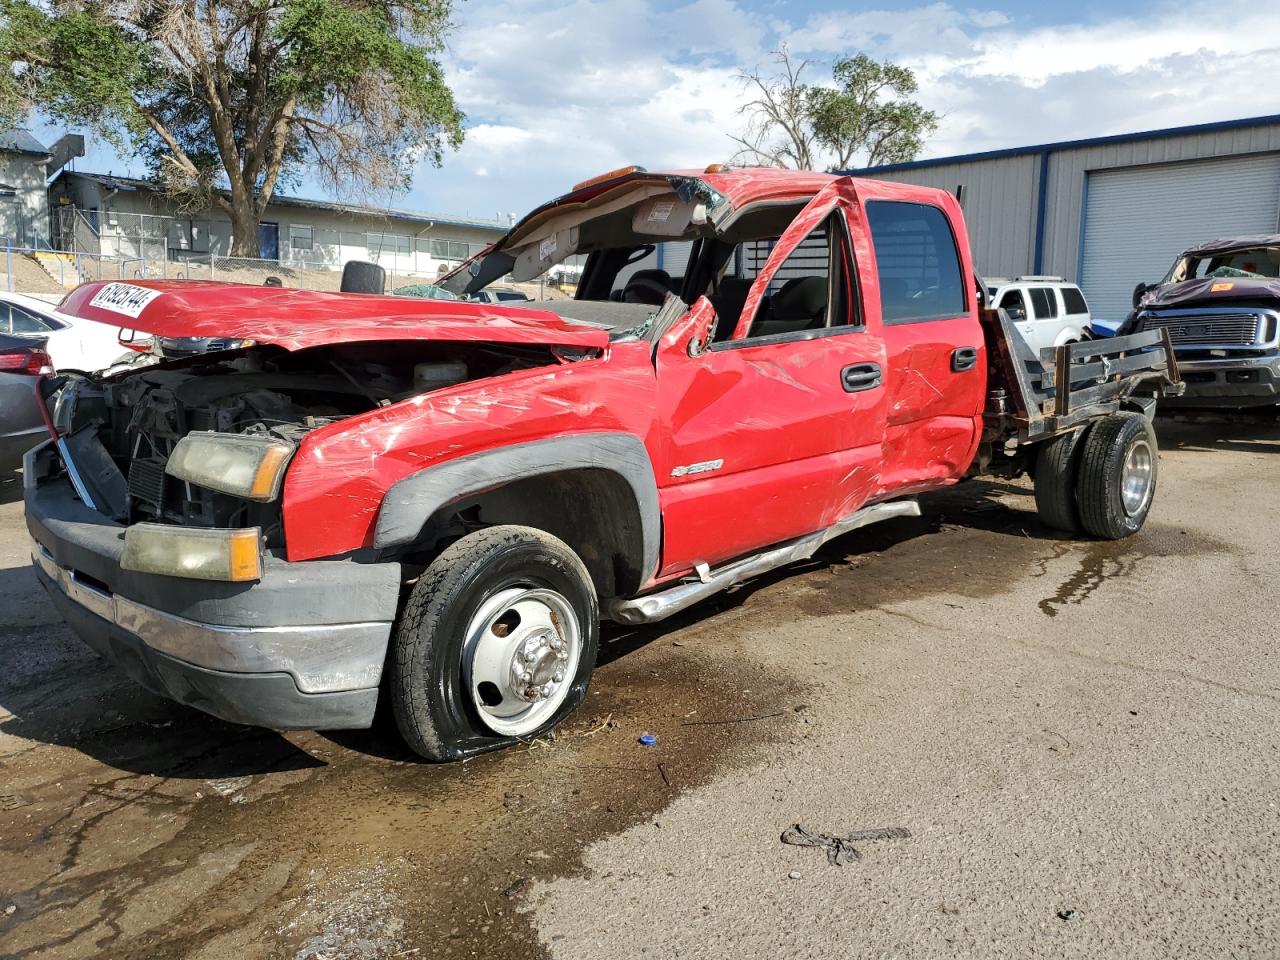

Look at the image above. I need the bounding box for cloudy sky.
[51,0,1280,222]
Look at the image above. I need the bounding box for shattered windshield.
[1169,246,1280,282]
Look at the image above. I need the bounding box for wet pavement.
[1,415,1278,959]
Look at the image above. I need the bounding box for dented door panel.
[652,180,889,576]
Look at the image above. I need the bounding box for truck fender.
[373,432,661,589]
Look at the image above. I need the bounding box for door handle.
[951,347,979,372]
[841,362,882,393]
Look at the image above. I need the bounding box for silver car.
[0,332,51,472]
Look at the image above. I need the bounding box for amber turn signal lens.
[571,165,647,192]
[121,524,264,582]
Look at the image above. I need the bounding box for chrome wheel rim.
[1121,438,1154,516]
[462,585,581,737]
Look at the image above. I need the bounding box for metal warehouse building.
[851,114,1280,322]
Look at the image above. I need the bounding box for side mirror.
[1132,282,1151,309]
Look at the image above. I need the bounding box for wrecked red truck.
[25,167,1183,760]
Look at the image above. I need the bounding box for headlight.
[121,524,263,582]
[165,432,295,502]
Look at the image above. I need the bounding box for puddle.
[674,481,1234,624]
[1033,522,1229,617]
[0,478,1235,958]
[0,635,806,960]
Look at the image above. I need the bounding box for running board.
[606,500,922,625]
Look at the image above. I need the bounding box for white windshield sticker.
[89,282,163,318]
[539,235,557,261]
[648,200,676,223]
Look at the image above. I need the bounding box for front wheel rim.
[1121,438,1154,516]
[462,585,582,737]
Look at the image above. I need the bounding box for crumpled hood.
[1138,275,1280,311]
[58,280,610,352]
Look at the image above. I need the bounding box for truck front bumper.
[25,446,402,730]
[1164,354,1280,408]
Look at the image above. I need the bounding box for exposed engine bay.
[52,340,564,545]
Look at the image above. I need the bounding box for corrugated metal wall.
[1080,154,1280,320]
[1041,123,1280,278]
[863,155,1041,280]
[862,120,1280,290]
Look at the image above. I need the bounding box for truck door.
[856,195,985,492]
[652,178,889,577]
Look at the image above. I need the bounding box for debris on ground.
[206,775,252,797]
[638,733,657,746]
[780,823,912,866]
[1057,909,1077,921]
[283,862,408,960]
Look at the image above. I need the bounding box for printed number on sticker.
[89,282,163,319]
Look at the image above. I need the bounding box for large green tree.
[0,0,465,256]
[732,47,939,172]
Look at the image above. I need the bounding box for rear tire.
[1034,427,1090,533]
[389,525,599,762]
[1076,413,1157,540]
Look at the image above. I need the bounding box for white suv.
[985,276,1092,354]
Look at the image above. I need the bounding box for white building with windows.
[47,170,510,281]
[1,130,83,248]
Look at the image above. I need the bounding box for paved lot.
[1,416,1277,959]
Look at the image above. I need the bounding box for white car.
[0,291,134,373]
[986,277,1092,354]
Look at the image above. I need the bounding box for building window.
[290,225,313,252]
[368,232,411,257]
[429,238,470,261]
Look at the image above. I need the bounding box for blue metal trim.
[1032,151,1050,275]
[656,243,665,270]
[839,113,1280,176]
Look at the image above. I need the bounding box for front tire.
[1076,413,1158,539]
[389,525,599,761]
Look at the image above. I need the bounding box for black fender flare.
[373,432,661,586]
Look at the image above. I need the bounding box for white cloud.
[402,0,1280,217]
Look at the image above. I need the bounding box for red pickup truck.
[25,167,1181,760]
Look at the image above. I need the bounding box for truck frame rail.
[981,308,1184,441]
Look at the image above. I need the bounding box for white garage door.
[1080,154,1280,321]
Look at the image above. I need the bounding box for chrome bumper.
[1166,353,1280,406]
[1174,354,1280,374]
[32,539,392,695]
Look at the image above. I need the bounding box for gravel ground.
[0,415,1276,959]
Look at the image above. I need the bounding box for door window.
[1028,287,1058,319]
[999,289,1028,321]
[9,305,55,334]
[1061,286,1089,315]
[865,200,966,323]
[722,213,858,343]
